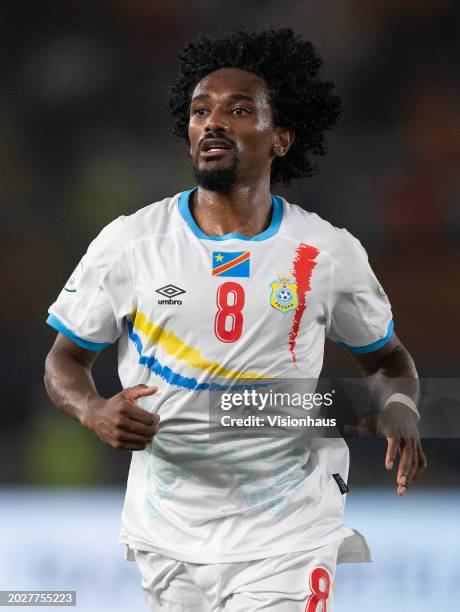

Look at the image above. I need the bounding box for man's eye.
[232,107,249,116]
[193,108,208,116]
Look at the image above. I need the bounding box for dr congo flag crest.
[212,252,250,277]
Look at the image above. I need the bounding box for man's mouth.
[199,138,234,156]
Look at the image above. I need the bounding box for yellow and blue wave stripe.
[128,311,272,391]
[128,321,230,391]
[131,311,266,379]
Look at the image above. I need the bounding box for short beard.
[193,158,239,193]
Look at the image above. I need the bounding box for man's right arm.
[44,333,159,451]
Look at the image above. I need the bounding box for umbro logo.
[155,284,186,305]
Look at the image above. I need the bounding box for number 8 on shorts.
[305,567,331,611]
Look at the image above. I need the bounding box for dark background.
[1,0,459,488]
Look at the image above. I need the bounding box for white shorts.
[133,540,341,612]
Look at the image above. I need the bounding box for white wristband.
[383,393,420,421]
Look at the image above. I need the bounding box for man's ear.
[273,128,295,158]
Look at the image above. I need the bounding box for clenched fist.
[84,384,159,451]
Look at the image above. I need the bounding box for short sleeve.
[46,217,135,351]
[326,229,394,353]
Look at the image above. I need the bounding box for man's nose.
[204,107,228,132]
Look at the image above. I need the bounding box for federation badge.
[270,274,298,313]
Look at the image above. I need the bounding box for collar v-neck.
[178,187,283,241]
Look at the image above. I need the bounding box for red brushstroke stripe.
[289,243,320,362]
[213,252,250,276]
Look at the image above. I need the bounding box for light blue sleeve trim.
[178,188,283,241]
[336,320,394,354]
[46,313,111,351]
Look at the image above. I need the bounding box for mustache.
[198,133,235,150]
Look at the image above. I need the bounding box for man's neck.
[190,182,273,238]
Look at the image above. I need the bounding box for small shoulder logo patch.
[64,261,84,293]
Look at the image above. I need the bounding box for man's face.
[188,68,278,192]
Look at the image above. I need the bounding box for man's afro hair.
[167,27,342,186]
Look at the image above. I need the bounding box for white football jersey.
[47,188,393,563]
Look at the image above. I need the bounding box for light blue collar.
[178,187,283,241]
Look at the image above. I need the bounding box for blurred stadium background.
[1,1,459,610]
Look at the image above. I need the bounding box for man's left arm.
[347,334,428,495]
